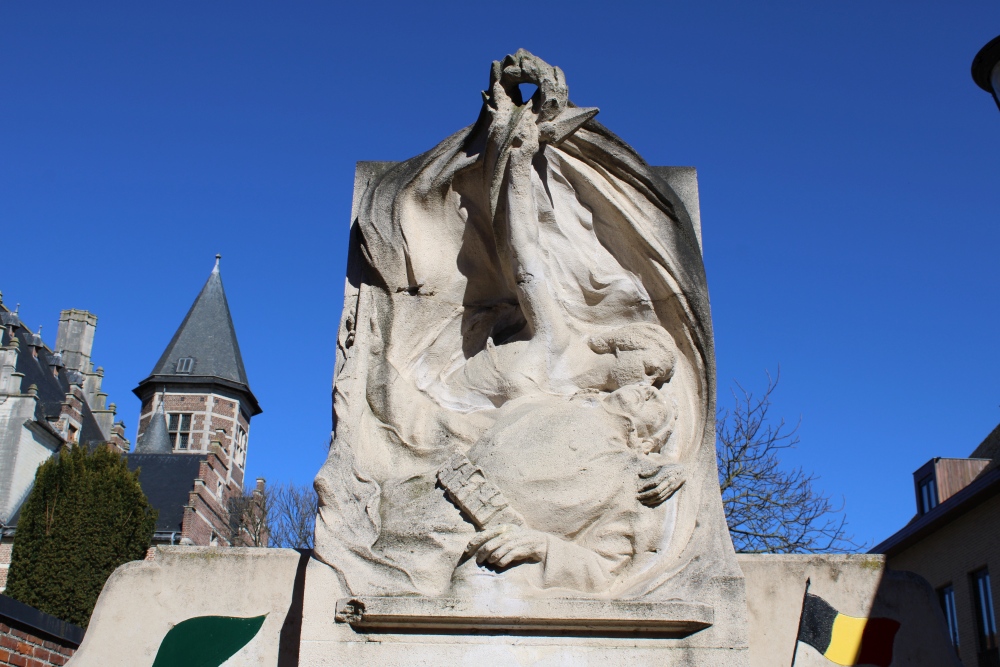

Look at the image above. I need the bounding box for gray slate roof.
[134,262,260,414]
[150,264,249,385]
[126,454,206,532]
[135,401,172,454]
[10,326,105,447]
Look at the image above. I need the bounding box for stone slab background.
[68,550,962,666]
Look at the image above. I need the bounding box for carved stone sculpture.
[314,50,748,656]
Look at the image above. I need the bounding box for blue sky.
[2,2,998,548]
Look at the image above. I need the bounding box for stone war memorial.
[70,52,962,666]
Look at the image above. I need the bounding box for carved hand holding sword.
[437,453,550,569]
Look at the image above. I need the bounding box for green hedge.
[5,445,157,627]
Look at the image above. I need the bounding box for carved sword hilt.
[437,453,525,529]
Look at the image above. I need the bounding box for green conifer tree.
[5,445,157,627]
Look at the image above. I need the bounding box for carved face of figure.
[604,384,674,455]
[608,349,672,390]
[588,323,678,392]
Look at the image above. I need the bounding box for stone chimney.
[56,309,98,373]
[0,334,23,395]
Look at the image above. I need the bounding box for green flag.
[152,614,267,667]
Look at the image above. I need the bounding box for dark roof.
[126,454,205,532]
[871,464,1000,556]
[135,402,172,454]
[133,261,260,415]
[971,421,1000,467]
[10,326,105,448]
[0,594,85,647]
[874,421,1000,556]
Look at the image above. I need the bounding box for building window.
[176,357,194,374]
[236,425,248,465]
[168,413,192,450]
[972,568,998,661]
[217,479,224,499]
[917,474,938,515]
[939,585,960,655]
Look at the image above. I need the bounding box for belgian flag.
[795,592,900,666]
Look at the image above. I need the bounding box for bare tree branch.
[717,371,860,554]
[267,482,317,550]
[224,481,318,549]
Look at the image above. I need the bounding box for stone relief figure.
[315,51,740,609]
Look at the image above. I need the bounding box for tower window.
[168,413,192,450]
[176,357,194,374]
[236,425,248,465]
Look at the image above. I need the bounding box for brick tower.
[130,256,262,546]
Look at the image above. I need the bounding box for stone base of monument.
[299,558,749,667]
[67,549,961,667]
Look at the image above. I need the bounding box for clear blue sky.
[2,2,998,549]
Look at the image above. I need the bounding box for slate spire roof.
[135,400,173,454]
[134,256,261,415]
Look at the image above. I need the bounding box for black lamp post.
[972,35,1000,111]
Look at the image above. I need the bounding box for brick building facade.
[874,424,1000,667]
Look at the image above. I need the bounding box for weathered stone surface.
[68,547,306,666]
[66,549,964,666]
[299,557,749,666]
[333,596,714,634]
[739,554,962,667]
[312,51,746,661]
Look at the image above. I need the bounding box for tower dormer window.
[176,357,194,374]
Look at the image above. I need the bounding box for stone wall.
[67,549,967,666]
[68,547,306,666]
[739,554,961,667]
